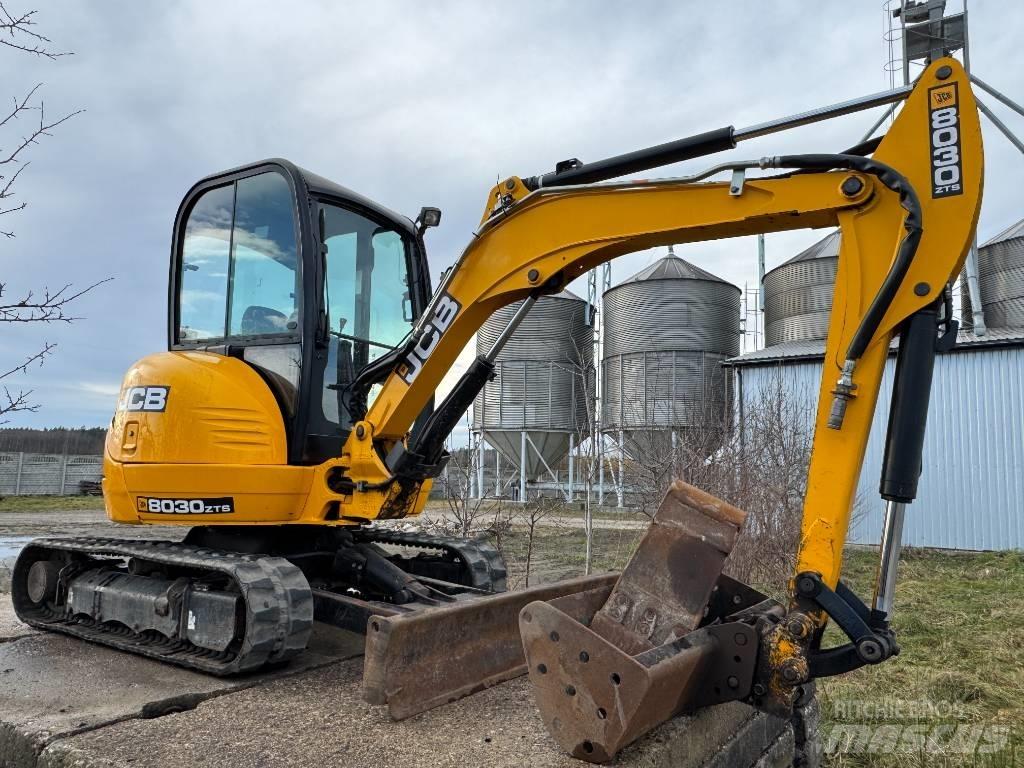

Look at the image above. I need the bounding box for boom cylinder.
[879,305,940,502]
[872,304,941,619]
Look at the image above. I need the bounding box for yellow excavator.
[13,57,981,763]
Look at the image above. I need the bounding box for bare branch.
[0,278,112,323]
[0,339,54,380]
[0,92,83,167]
[0,341,54,420]
[0,4,70,59]
[0,385,38,420]
[0,85,83,238]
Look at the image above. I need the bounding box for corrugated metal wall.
[0,452,103,495]
[734,346,1024,550]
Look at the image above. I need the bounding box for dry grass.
[816,547,1023,767]
[0,494,104,512]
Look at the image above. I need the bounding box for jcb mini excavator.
[14,57,981,762]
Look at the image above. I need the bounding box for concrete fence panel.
[0,452,103,496]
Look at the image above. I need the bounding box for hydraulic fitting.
[827,360,857,430]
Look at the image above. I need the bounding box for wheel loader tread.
[11,537,314,676]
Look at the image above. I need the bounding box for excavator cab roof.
[181,158,419,236]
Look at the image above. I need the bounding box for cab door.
[171,165,305,451]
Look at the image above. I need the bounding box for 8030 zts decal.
[928,82,963,198]
[137,497,235,514]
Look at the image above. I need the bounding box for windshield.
[320,202,413,427]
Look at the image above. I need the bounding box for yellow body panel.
[106,351,287,465]
[104,350,432,525]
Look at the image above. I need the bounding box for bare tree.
[1,5,107,421]
[620,366,817,590]
[442,440,496,537]
[518,495,561,588]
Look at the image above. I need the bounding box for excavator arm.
[345,56,980,566]
[342,58,981,760]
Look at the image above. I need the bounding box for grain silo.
[472,290,594,499]
[602,247,740,462]
[763,231,839,346]
[961,217,1024,331]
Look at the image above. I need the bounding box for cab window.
[177,170,298,342]
[320,202,413,426]
[178,184,233,342]
[229,173,299,336]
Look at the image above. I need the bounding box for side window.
[229,173,299,336]
[179,184,233,342]
[319,203,414,427]
[323,229,358,340]
[369,230,411,345]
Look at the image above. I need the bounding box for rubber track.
[12,537,313,676]
[354,528,508,593]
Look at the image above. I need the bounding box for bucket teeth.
[521,481,763,763]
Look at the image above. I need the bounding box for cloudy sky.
[4,0,1022,429]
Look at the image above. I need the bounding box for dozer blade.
[362,572,618,719]
[520,481,772,763]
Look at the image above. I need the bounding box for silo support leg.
[520,431,527,502]
[477,433,485,499]
[495,451,501,497]
[567,434,575,502]
[616,430,625,508]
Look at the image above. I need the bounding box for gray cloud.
[4,0,1022,427]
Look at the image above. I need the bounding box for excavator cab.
[170,159,435,465]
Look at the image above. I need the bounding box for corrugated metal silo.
[763,231,839,346]
[601,247,739,457]
[472,290,594,481]
[961,217,1024,330]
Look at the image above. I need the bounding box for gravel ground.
[0,509,186,593]
[0,509,183,539]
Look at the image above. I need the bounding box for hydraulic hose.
[761,154,923,429]
[762,154,923,363]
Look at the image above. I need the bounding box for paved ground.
[0,599,796,768]
[0,507,796,768]
[0,510,186,540]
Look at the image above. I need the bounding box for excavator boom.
[344,57,981,757]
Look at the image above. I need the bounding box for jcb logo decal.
[118,386,169,412]
[928,83,963,198]
[399,293,461,384]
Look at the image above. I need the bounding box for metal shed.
[726,330,1024,550]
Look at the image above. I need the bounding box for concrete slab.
[36,658,790,768]
[0,621,364,768]
[0,595,797,768]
